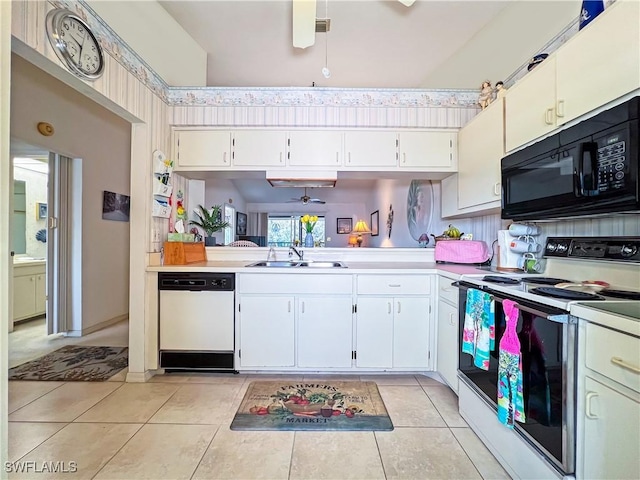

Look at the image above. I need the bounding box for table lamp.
[352,219,371,247]
[348,235,358,247]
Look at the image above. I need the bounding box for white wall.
[87,0,207,87]
[421,0,581,89]
[10,55,131,333]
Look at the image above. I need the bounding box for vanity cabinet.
[236,273,353,370]
[505,0,640,152]
[174,129,232,169]
[355,275,432,370]
[344,131,398,167]
[13,262,46,322]
[398,131,457,170]
[577,321,640,479]
[436,275,459,393]
[287,131,344,167]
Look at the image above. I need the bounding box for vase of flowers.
[301,214,318,247]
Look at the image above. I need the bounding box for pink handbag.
[435,240,491,264]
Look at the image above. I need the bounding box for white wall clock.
[45,8,105,80]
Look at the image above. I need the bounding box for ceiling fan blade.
[398,0,416,6]
[309,199,326,204]
[292,0,316,49]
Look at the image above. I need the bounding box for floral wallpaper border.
[62,0,582,108]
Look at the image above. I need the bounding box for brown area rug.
[8,345,128,381]
[231,381,393,431]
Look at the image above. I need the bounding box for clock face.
[46,9,105,80]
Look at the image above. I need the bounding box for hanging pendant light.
[321,0,330,78]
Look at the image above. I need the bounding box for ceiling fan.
[292,0,415,49]
[286,188,326,204]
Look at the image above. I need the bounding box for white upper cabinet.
[505,0,640,152]
[458,98,504,209]
[174,130,232,168]
[232,130,287,167]
[288,131,343,167]
[398,131,457,169]
[344,131,398,167]
[504,57,557,153]
[555,0,640,125]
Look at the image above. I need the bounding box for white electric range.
[454,236,640,480]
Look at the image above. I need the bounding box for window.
[267,215,325,247]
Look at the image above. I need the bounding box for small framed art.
[370,210,379,236]
[336,218,352,234]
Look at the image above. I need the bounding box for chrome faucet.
[289,245,304,261]
[267,246,276,262]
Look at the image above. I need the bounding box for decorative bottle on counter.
[304,233,314,247]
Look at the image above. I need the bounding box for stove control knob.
[557,243,569,253]
[620,244,638,257]
[547,242,558,253]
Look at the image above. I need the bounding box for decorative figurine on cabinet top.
[478,80,493,109]
[495,81,508,100]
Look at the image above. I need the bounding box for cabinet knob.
[223,152,227,163]
[545,107,555,125]
[585,391,599,419]
[493,182,501,196]
[348,152,351,163]
[611,356,640,374]
[387,302,391,314]
[397,301,401,314]
[403,153,406,163]
[556,100,565,118]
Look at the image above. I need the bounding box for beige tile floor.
[8,373,511,480]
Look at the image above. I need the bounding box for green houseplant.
[190,204,230,246]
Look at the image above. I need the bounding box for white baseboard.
[73,314,128,337]
[125,370,154,383]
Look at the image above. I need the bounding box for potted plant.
[190,204,230,246]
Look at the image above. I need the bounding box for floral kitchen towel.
[497,299,526,427]
[462,288,495,370]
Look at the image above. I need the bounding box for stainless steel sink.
[246,260,347,268]
[297,261,347,268]
[246,261,301,267]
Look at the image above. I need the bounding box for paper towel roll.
[498,230,522,270]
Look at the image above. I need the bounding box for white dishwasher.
[159,272,235,371]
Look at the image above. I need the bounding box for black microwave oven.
[501,96,639,221]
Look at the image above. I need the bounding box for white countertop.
[147,260,482,278]
[571,301,640,336]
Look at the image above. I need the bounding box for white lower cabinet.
[238,295,295,368]
[297,296,353,368]
[236,273,353,370]
[13,262,46,322]
[355,275,433,371]
[436,300,458,392]
[577,321,640,479]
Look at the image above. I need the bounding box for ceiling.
[157,0,580,89]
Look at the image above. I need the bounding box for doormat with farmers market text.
[8,345,128,381]
[230,381,393,431]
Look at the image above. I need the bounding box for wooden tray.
[163,242,206,265]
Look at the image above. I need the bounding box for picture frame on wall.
[102,191,131,222]
[336,218,352,234]
[371,210,379,236]
[236,211,247,236]
[37,202,47,220]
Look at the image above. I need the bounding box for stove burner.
[602,289,640,300]
[482,275,521,285]
[522,277,570,285]
[530,287,605,301]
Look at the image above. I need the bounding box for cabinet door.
[35,273,46,315]
[399,131,456,169]
[344,131,398,167]
[356,297,393,368]
[458,99,504,209]
[297,296,352,368]
[504,57,557,152]
[393,297,431,369]
[239,295,295,367]
[288,131,343,167]
[233,131,287,167]
[437,300,459,392]
[579,376,640,479]
[556,0,640,125]
[175,130,231,168]
[13,275,36,320]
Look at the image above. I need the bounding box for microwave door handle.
[575,142,599,197]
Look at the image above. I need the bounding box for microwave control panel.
[596,133,627,192]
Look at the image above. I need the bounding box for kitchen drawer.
[438,276,459,304]
[237,273,352,295]
[585,322,640,394]
[357,275,430,295]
